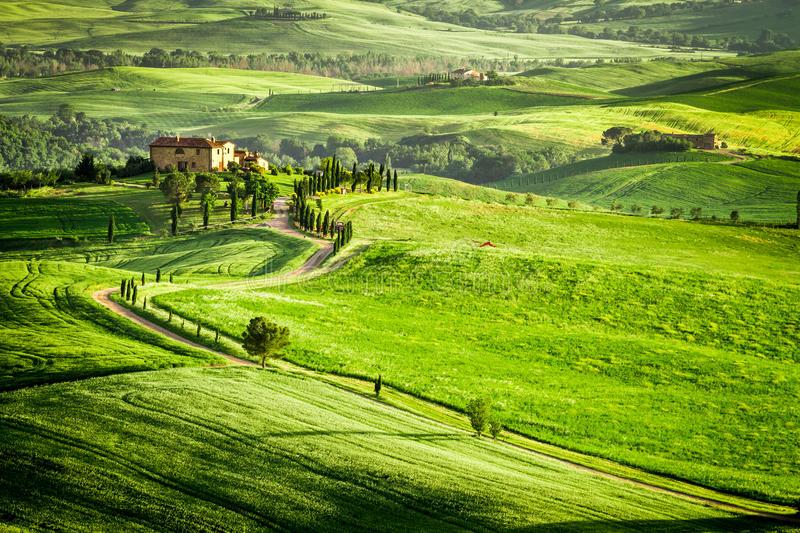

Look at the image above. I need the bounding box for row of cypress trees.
[332,221,353,256]
[120,269,174,303]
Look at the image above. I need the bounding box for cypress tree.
[120,278,126,296]
[156,268,161,283]
[181,319,185,331]
[168,309,173,322]
[323,210,330,237]
[215,330,220,343]
[143,296,147,310]
[386,168,392,190]
[329,218,335,238]
[375,374,382,397]
[393,169,398,191]
[169,272,174,283]
[132,285,138,306]
[351,163,357,192]
[316,212,322,234]
[230,187,238,222]
[126,281,132,300]
[141,272,145,286]
[196,323,201,337]
[107,214,115,243]
[170,203,179,236]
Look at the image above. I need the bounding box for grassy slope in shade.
[0,197,147,241]
[156,194,800,503]
[0,367,765,531]
[513,158,800,223]
[0,261,223,390]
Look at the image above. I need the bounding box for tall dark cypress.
[141,272,145,286]
[393,169,398,191]
[120,279,126,296]
[351,162,357,192]
[156,268,161,283]
[316,212,322,234]
[323,210,330,237]
[386,168,391,190]
[107,214,115,243]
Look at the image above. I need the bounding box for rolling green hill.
[503,157,800,223]
[155,189,800,504]
[0,0,681,59]
[0,366,764,530]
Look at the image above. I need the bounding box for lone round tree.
[242,317,289,368]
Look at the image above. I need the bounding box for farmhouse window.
[175,148,185,154]
[196,149,200,155]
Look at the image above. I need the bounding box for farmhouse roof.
[149,136,232,148]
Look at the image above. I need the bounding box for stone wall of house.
[150,146,213,171]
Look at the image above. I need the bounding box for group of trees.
[604,130,692,153]
[249,7,327,20]
[269,135,573,184]
[158,166,280,235]
[0,45,547,81]
[0,104,165,173]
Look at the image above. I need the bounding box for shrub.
[669,207,684,219]
[690,207,702,220]
[465,398,492,437]
[630,204,642,214]
[545,198,556,207]
[567,200,577,209]
[651,205,664,215]
[488,417,503,439]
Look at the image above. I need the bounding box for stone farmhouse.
[662,132,717,150]
[451,67,486,82]
[149,136,268,172]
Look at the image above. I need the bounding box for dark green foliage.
[132,285,138,306]
[160,171,193,235]
[316,212,322,234]
[466,398,492,437]
[796,190,800,229]
[242,317,290,368]
[156,268,161,283]
[74,153,97,182]
[143,296,147,310]
[170,204,178,236]
[120,278,126,296]
[612,131,692,153]
[125,280,132,300]
[489,417,503,439]
[393,169,398,191]
[141,272,145,286]
[107,214,115,244]
[196,323,201,337]
[169,272,174,283]
[374,374,382,397]
[323,210,330,237]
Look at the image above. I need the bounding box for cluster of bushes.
[0,105,166,171]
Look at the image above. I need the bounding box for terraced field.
[0,367,765,531]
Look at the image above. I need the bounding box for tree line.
[0,45,548,81]
[249,7,327,20]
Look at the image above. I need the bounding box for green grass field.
[154,191,800,503]
[0,196,147,242]
[0,366,769,531]
[504,157,800,223]
[0,260,224,390]
[0,0,686,59]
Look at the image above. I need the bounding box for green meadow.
[0,367,766,531]
[155,192,800,503]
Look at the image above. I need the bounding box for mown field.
[0,367,767,531]
[508,157,800,223]
[0,196,147,242]
[0,260,223,390]
[154,192,800,504]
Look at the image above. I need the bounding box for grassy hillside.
[156,192,800,503]
[0,0,681,59]
[0,260,223,390]
[509,158,800,223]
[260,86,590,115]
[0,367,763,531]
[0,196,147,241]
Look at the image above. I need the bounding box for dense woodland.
[239,134,575,183]
[0,105,164,172]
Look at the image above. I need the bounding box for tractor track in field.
[89,195,799,524]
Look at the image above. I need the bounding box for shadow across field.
[514,515,796,532]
